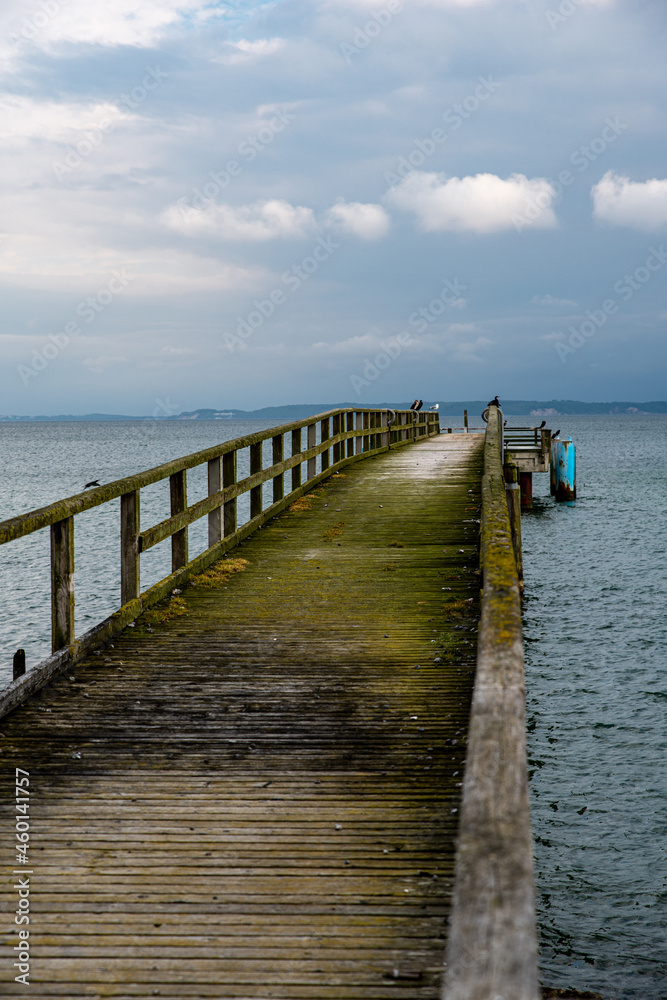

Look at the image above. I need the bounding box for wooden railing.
[0,407,438,713]
[443,406,539,1000]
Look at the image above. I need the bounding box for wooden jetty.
[0,407,540,999]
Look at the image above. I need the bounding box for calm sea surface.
[1,415,665,997]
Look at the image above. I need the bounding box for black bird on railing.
[410,399,423,411]
[487,395,500,407]
[553,429,560,438]
[539,420,547,428]
[84,480,100,489]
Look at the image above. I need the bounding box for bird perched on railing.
[487,395,500,407]
[539,420,547,428]
[553,429,560,438]
[410,399,423,411]
[429,403,439,411]
[84,480,100,489]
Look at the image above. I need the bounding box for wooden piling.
[12,649,26,680]
[519,470,533,510]
[555,438,576,501]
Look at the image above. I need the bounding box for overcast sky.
[1,0,666,415]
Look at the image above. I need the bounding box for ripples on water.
[1,415,665,996]
[520,415,667,1000]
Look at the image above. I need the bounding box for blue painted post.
[555,438,576,501]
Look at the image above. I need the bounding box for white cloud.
[162,199,317,241]
[591,171,667,231]
[215,38,286,64]
[325,200,391,240]
[386,171,558,234]
[0,95,129,144]
[6,0,219,50]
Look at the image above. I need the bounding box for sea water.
[0,414,665,997]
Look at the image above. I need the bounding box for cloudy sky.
[1,0,666,414]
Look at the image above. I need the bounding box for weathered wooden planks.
[0,435,482,998]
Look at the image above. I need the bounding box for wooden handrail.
[0,408,439,681]
[443,406,539,1000]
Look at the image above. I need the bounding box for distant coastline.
[1,400,667,421]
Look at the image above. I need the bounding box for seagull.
[487,395,500,407]
[84,480,100,489]
[429,403,439,411]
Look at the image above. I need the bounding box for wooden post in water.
[272,433,284,503]
[169,471,188,571]
[519,471,533,510]
[51,517,75,652]
[250,442,262,518]
[207,458,222,548]
[550,435,558,495]
[223,450,237,536]
[464,409,469,433]
[13,649,26,680]
[555,438,576,501]
[307,423,316,479]
[504,461,523,587]
[120,490,141,604]
[291,429,302,491]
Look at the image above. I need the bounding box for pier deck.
[1,434,483,999]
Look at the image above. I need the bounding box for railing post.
[272,433,284,503]
[291,429,302,491]
[382,410,389,448]
[332,414,341,464]
[120,490,141,604]
[51,516,74,652]
[355,411,363,454]
[207,458,222,548]
[320,417,330,472]
[307,423,317,479]
[363,411,369,452]
[346,412,354,458]
[223,450,237,536]
[170,470,188,572]
[250,442,262,518]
